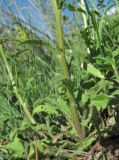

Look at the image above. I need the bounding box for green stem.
[112,58,119,82]
[80,0,91,55]
[52,0,85,139]
[80,0,88,29]
[0,44,35,124]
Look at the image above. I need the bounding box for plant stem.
[52,0,85,139]
[0,44,35,124]
[80,0,88,29]
[80,0,91,55]
[44,148,86,159]
[34,140,38,160]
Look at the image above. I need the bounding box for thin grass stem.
[0,44,35,124]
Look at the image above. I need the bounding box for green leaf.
[28,144,34,158]
[87,63,104,79]
[20,118,31,130]
[9,129,18,140]
[84,136,95,149]
[67,4,85,13]
[91,93,112,111]
[34,124,48,132]
[112,90,119,96]
[19,39,48,46]
[11,49,29,58]
[66,4,77,11]
[78,136,95,151]
[112,48,119,57]
[33,104,58,115]
[58,0,66,9]
[57,97,71,122]
[36,140,50,152]
[4,137,24,158]
[33,97,44,107]
[81,92,90,104]
[62,78,74,91]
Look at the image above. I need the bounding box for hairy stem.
[0,44,35,124]
[52,0,85,139]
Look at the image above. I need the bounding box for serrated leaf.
[91,93,112,111]
[87,63,104,79]
[57,97,71,122]
[33,104,58,115]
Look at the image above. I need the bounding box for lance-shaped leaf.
[90,93,113,111]
[87,63,104,79]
